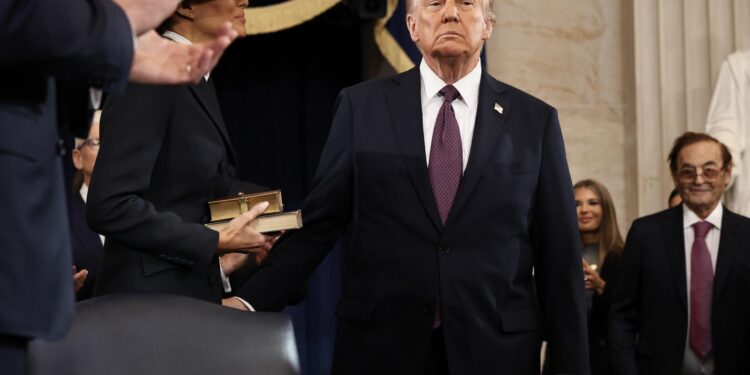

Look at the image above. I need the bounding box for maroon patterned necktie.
[429,85,463,225]
[690,221,714,358]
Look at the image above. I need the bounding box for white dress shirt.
[681,204,722,375]
[79,183,105,245]
[420,59,481,171]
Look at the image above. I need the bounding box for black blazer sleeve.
[609,222,646,375]
[86,84,218,269]
[0,0,133,93]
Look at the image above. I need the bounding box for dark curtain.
[212,13,362,375]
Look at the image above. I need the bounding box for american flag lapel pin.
[494,102,504,115]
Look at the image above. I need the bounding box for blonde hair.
[574,179,624,262]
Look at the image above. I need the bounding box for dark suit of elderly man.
[610,132,750,375]
[231,0,589,374]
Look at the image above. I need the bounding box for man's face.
[406,0,493,63]
[72,120,101,185]
[191,0,248,38]
[672,141,731,215]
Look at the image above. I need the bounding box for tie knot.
[440,85,461,103]
[693,221,713,239]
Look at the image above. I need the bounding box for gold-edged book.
[208,190,283,222]
[205,210,303,234]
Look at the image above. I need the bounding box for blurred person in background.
[574,179,624,375]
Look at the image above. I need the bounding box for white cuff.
[233,297,255,312]
[219,263,232,293]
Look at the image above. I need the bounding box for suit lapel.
[664,207,688,309]
[714,207,740,300]
[188,79,236,163]
[447,72,508,223]
[387,68,442,230]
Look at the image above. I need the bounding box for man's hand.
[219,252,250,276]
[113,0,182,36]
[222,297,251,311]
[129,23,237,85]
[215,201,271,255]
[255,232,282,266]
[73,266,88,292]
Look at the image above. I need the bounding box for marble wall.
[485,0,750,231]
[486,0,634,230]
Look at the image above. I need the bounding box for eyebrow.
[680,161,719,168]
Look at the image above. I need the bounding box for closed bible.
[205,210,303,234]
[208,190,283,222]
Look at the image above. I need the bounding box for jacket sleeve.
[0,0,134,93]
[234,89,355,311]
[86,84,217,270]
[531,108,590,374]
[608,222,645,375]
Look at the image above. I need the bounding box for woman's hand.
[215,202,271,254]
[583,259,606,295]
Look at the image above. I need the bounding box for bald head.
[406,0,496,23]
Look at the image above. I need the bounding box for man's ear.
[175,3,195,20]
[72,150,83,170]
[406,13,419,43]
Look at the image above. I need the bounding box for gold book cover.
[205,210,303,234]
[208,190,283,222]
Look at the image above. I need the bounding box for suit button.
[227,165,236,178]
[218,160,228,173]
[423,304,433,314]
[438,246,451,254]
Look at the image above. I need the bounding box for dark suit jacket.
[67,190,104,301]
[609,205,750,374]
[87,78,264,303]
[0,0,132,340]
[589,252,623,375]
[238,67,589,374]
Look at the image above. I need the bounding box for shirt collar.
[162,31,210,81]
[419,59,482,109]
[682,203,723,230]
[79,183,89,204]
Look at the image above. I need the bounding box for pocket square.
[494,102,503,115]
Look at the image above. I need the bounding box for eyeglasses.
[676,165,723,182]
[77,138,101,150]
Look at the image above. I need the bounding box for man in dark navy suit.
[0,0,238,372]
[231,1,589,373]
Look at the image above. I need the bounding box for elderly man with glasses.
[610,132,750,375]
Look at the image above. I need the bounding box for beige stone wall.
[485,0,635,231]
[485,0,750,231]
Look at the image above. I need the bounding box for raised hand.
[129,23,237,85]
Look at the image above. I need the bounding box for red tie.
[690,221,714,358]
[428,85,462,328]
